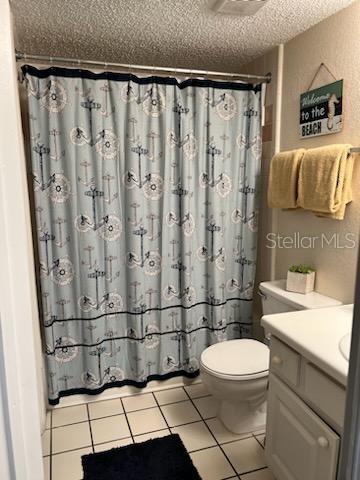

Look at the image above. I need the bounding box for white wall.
[0,1,44,478]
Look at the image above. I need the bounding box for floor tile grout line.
[51,419,90,430]
[50,412,218,431]
[50,395,212,428]
[182,387,241,480]
[252,433,265,450]
[51,443,100,456]
[155,395,211,406]
[49,431,253,458]
[52,420,212,456]
[119,397,135,442]
[240,465,268,476]
[86,404,95,453]
[151,392,172,435]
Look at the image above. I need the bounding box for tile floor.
[42,383,275,480]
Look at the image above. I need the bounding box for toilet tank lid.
[200,339,269,377]
[259,280,342,310]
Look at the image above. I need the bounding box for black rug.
[82,434,202,480]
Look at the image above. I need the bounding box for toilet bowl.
[200,280,342,435]
[200,339,269,434]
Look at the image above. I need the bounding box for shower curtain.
[23,65,262,405]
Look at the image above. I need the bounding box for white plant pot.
[286,271,315,294]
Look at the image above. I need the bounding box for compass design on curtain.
[48,174,71,203]
[50,257,75,286]
[95,130,119,159]
[201,91,237,120]
[79,289,123,314]
[32,79,68,113]
[141,87,166,117]
[53,336,79,363]
[70,125,119,159]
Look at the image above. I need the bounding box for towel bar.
[350,147,360,154]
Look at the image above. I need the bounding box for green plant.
[289,264,315,274]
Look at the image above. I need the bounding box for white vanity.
[262,304,353,480]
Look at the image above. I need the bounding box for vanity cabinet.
[266,336,345,480]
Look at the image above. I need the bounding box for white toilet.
[200,279,342,434]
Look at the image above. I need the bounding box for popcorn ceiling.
[11,0,355,71]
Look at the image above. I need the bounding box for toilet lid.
[200,339,269,378]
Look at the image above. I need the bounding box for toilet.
[200,279,342,434]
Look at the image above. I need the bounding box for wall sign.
[300,80,343,138]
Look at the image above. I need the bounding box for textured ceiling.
[11,0,355,72]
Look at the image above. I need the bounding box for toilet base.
[219,399,267,435]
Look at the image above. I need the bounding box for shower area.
[19,57,266,406]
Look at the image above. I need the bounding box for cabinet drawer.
[303,362,346,430]
[266,374,340,480]
[270,337,300,387]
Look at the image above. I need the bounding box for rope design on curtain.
[23,65,262,405]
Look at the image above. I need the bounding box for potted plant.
[286,264,316,294]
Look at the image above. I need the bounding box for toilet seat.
[200,339,269,381]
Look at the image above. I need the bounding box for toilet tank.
[259,280,342,315]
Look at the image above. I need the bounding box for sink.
[339,333,351,361]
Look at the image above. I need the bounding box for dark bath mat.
[82,433,202,480]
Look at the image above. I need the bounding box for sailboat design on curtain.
[23,65,263,405]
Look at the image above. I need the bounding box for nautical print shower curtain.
[23,65,262,405]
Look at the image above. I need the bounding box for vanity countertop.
[261,304,354,387]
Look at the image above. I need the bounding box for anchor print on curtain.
[23,65,262,405]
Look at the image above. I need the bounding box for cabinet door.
[266,373,340,480]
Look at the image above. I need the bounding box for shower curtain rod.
[15,50,272,84]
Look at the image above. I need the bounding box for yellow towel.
[267,149,305,209]
[298,144,354,220]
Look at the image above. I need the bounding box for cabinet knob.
[272,355,283,366]
[318,437,329,448]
